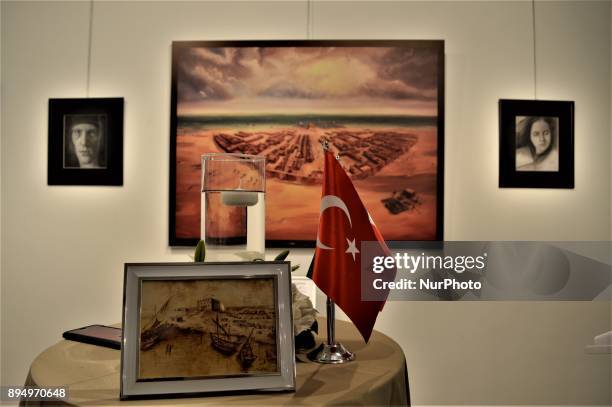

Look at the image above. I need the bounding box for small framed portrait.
[48,98,123,185]
[499,99,574,188]
[120,262,295,400]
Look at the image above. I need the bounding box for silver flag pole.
[307,138,355,364]
[327,297,335,344]
[307,297,355,363]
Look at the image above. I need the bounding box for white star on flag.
[345,238,359,261]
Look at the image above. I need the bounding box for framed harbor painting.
[120,262,295,399]
[170,40,445,246]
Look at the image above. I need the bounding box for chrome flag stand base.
[307,298,355,364]
[307,341,355,364]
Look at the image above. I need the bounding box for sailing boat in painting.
[140,296,179,351]
[238,328,257,369]
[210,307,240,356]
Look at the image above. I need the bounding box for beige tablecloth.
[24,319,410,406]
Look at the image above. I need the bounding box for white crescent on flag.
[321,195,352,227]
[316,195,351,250]
[316,195,360,261]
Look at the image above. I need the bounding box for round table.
[25,319,410,406]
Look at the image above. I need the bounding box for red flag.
[308,150,394,343]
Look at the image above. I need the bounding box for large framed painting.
[170,40,444,246]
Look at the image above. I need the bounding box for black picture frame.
[499,99,574,189]
[169,40,445,247]
[48,98,124,186]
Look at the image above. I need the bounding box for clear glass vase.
[201,153,266,261]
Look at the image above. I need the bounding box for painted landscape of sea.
[138,278,277,380]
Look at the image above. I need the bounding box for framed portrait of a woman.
[499,99,574,188]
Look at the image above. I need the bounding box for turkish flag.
[308,150,394,343]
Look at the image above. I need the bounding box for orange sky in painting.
[176,46,439,116]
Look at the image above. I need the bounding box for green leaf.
[291,265,300,272]
[275,249,290,261]
[194,240,206,262]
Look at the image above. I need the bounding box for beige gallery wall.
[1,0,611,405]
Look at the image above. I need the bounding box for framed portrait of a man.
[48,98,123,185]
[499,99,574,189]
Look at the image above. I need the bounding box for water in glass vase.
[201,190,265,261]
